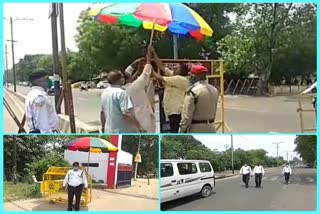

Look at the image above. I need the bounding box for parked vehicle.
[161,159,215,203]
[97,81,109,89]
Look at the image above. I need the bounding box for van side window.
[161,163,174,177]
[177,163,197,175]
[199,163,212,172]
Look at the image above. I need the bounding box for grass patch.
[4,181,41,202]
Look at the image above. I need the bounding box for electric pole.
[4,44,9,88]
[134,136,142,181]
[4,17,33,92]
[273,142,284,166]
[10,17,16,92]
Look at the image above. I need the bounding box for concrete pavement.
[7,85,316,133]
[4,189,158,211]
[161,167,316,211]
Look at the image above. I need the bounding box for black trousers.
[68,184,83,211]
[255,173,262,187]
[168,114,181,133]
[242,174,250,187]
[284,173,290,184]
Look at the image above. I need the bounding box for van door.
[176,162,201,198]
[160,162,180,203]
[198,162,215,191]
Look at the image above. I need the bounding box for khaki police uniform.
[179,80,219,133]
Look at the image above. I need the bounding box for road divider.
[4,88,100,133]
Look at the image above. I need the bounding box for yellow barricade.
[41,167,92,206]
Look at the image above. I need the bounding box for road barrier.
[41,167,92,206]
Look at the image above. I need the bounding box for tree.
[4,135,78,182]
[294,135,316,167]
[121,135,158,176]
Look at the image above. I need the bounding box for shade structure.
[89,3,214,41]
[63,137,118,153]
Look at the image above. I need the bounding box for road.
[10,85,316,133]
[4,189,158,211]
[161,167,316,211]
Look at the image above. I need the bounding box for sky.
[193,135,298,161]
[3,3,91,68]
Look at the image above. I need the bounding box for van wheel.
[200,185,212,198]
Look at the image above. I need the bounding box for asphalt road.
[11,85,316,133]
[161,167,316,211]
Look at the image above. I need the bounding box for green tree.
[121,135,159,176]
[294,135,316,167]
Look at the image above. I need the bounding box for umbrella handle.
[148,18,156,48]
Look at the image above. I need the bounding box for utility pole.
[273,142,284,166]
[10,17,16,92]
[231,135,234,174]
[4,44,9,88]
[50,3,61,113]
[134,136,142,181]
[58,3,69,115]
[5,17,33,92]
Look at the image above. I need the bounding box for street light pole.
[231,135,234,174]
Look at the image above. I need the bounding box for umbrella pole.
[148,18,156,47]
[87,150,91,173]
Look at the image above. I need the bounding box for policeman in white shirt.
[62,162,88,211]
[25,71,59,133]
[253,163,265,188]
[240,164,252,188]
[282,164,292,184]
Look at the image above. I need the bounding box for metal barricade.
[41,167,92,206]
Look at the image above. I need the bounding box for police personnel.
[240,164,252,188]
[282,164,292,185]
[25,71,59,133]
[178,65,219,133]
[253,163,265,188]
[62,162,88,211]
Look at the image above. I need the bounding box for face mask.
[73,167,79,171]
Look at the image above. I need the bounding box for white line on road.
[78,98,89,101]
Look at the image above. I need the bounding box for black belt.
[191,118,215,124]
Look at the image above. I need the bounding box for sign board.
[134,153,142,163]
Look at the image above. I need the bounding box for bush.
[25,152,70,181]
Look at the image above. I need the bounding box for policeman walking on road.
[240,164,252,188]
[179,65,219,133]
[253,163,265,188]
[62,162,88,211]
[282,164,292,184]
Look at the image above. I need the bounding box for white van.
[161,159,215,203]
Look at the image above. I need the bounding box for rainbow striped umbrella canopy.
[63,137,118,153]
[89,3,214,41]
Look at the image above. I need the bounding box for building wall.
[64,150,109,183]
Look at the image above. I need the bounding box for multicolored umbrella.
[89,3,214,42]
[63,137,118,153]
[63,137,118,172]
